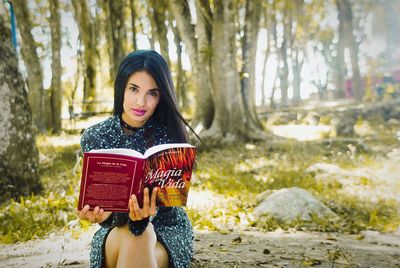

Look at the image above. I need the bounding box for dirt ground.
[0,228,399,268]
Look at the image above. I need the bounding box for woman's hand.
[78,205,112,224]
[129,187,158,221]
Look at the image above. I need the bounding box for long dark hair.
[113,50,189,143]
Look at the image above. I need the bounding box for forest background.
[1,0,400,266]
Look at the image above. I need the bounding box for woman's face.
[121,71,161,127]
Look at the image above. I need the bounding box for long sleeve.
[128,217,150,236]
[99,213,114,228]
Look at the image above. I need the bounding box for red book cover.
[78,143,196,212]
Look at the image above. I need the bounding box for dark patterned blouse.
[80,115,193,268]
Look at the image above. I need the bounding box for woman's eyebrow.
[128,83,140,88]
[128,83,158,91]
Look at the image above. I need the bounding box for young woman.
[78,50,193,268]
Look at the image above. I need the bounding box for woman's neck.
[120,115,142,132]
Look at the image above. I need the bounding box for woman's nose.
[136,94,145,106]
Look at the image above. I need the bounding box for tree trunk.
[13,0,45,131]
[72,0,97,112]
[169,0,214,131]
[270,11,279,110]
[170,17,188,112]
[205,0,250,141]
[340,0,362,100]
[169,0,197,66]
[130,0,138,50]
[171,0,266,142]
[109,0,127,76]
[261,8,271,107]
[241,0,263,129]
[334,0,346,99]
[292,47,303,104]
[0,12,42,202]
[97,0,112,81]
[337,0,363,100]
[192,0,214,130]
[279,36,289,106]
[48,0,62,134]
[147,0,170,66]
[261,44,270,107]
[383,0,400,65]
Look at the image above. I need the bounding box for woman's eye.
[148,90,158,97]
[130,87,138,92]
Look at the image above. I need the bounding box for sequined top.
[80,115,193,268]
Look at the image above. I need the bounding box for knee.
[120,223,157,248]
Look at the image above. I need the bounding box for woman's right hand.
[78,205,112,224]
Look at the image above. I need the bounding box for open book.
[78,143,196,212]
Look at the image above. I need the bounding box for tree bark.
[0,11,42,202]
[147,0,170,66]
[72,0,97,112]
[279,32,289,106]
[261,7,272,108]
[170,17,188,111]
[130,0,138,50]
[241,0,263,128]
[108,0,127,76]
[193,0,214,130]
[171,0,265,142]
[205,0,248,141]
[383,0,400,65]
[334,0,346,99]
[169,0,197,66]
[292,47,304,104]
[13,0,45,131]
[340,0,362,100]
[48,0,62,133]
[169,0,214,131]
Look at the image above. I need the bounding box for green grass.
[193,138,400,234]
[0,119,399,243]
[0,135,82,243]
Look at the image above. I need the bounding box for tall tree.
[169,0,265,142]
[279,10,290,106]
[272,0,290,106]
[241,0,263,128]
[0,9,42,202]
[289,0,305,105]
[109,0,127,71]
[336,0,362,100]
[48,0,62,133]
[146,0,171,66]
[382,0,400,65]
[72,0,97,112]
[169,0,214,131]
[13,0,45,130]
[129,0,138,50]
[170,17,189,112]
[260,7,272,107]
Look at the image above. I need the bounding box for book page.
[89,148,145,159]
[144,143,195,158]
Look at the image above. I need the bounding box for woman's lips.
[132,108,146,116]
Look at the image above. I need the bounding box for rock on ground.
[253,187,337,223]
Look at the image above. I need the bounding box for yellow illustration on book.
[144,147,196,206]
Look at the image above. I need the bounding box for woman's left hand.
[129,187,158,221]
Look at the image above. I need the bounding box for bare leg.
[155,240,169,268]
[104,223,169,268]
